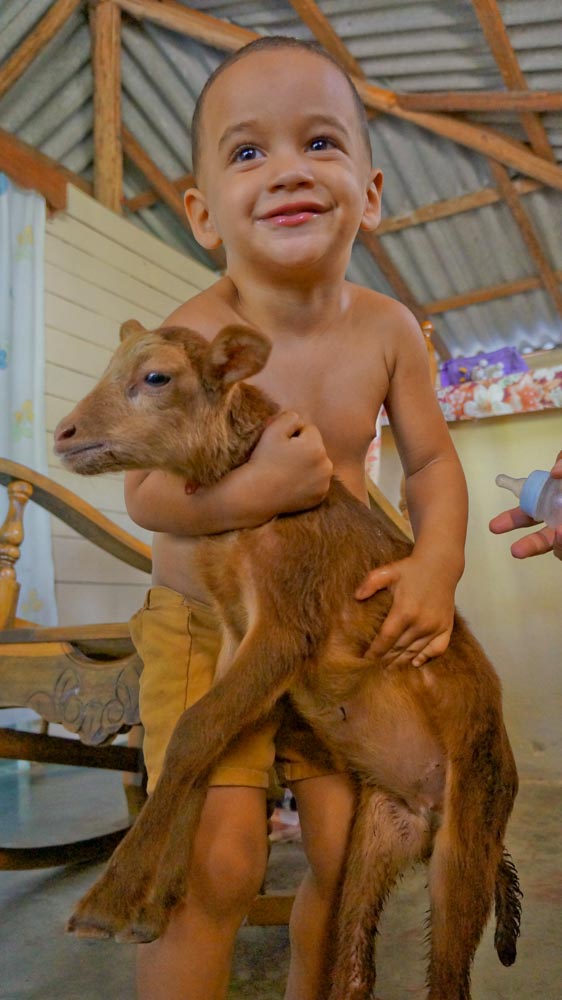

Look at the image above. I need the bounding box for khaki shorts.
[129,586,336,794]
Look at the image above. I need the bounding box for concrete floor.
[0,761,560,999]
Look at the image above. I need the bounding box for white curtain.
[0,173,57,627]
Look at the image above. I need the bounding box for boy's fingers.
[355,565,395,600]
[274,410,305,438]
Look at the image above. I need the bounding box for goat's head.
[54,321,273,482]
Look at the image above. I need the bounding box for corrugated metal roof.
[1,0,562,358]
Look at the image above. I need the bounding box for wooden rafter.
[124,172,195,213]
[487,160,562,318]
[122,127,225,268]
[357,231,438,342]
[116,0,258,49]
[0,128,92,211]
[471,0,556,164]
[396,91,562,114]
[286,0,365,79]
[378,179,541,236]
[425,272,562,316]
[114,0,562,194]
[91,0,123,213]
[0,0,83,101]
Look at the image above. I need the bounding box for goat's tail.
[494,848,522,966]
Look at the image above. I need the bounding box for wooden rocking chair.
[0,457,150,870]
[0,457,410,927]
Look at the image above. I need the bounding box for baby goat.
[54,321,521,1000]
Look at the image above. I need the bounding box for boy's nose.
[269,161,315,192]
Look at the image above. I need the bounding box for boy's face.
[185,49,382,276]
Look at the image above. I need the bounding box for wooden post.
[0,480,33,629]
[91,0,123,213]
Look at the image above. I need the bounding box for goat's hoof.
[67,913,114,940]
[123,902,168,944]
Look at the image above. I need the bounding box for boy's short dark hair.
[191,36,372,178]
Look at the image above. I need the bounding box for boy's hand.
[355,555,455,667]
[249,410,333,513]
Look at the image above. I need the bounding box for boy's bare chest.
[249,343,385,464]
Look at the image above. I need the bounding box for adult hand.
[489,450,562,560]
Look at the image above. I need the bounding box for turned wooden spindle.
[0,479,33,628]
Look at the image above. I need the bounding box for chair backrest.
[0,457,151,629]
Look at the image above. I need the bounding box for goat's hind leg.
[426,750,518,1000]
[327,786,431,1000]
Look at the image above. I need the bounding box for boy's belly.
[151,532,213,604]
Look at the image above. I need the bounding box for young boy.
[125,37,468,1000]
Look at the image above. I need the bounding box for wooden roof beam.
[396,91,562,114]
[425,271,562,316]
[91,0,123,214]
[0,128,92,211]
[487,160,562,319]
[122,126,225,268]
[471,0,556,164]
[114,1,562,194]
[357,85,562,193]
[286,0,365,79]
[124,172,195,213]
[116,0,258,49]
[0,0,83,101]
[355,231,448,354]
[378,178,541,235]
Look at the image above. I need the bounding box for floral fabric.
[436,366,562,422]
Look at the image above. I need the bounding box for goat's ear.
[120,319,146,342]
[204,326,271,389]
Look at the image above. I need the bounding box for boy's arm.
[356,306,467,667]
[125,410,333,534]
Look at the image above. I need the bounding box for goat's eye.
[145,372,170,386]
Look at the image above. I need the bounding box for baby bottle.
[496,470,562,528]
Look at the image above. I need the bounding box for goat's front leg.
[327,786,430,1000]
[68,622,300,942]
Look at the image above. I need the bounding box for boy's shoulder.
[161,278,234,339]
[348,282,425,343]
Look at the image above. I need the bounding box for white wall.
[44,186,216,625]
[379,409,562,781]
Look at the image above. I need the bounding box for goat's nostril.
[56,423,76,443]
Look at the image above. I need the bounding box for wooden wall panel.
[44,185,216,624]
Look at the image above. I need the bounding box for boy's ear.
[359,169,383,232]
[184,187,223,250]
[203,326,272,390]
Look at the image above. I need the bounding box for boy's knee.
[189,828,267,918]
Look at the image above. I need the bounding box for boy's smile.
[185,49,382,280]
[258,200,328,227]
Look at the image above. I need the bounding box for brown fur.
[55,322,521,1000]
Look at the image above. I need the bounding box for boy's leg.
[284,772,356,1000]
[137,784,268,1000]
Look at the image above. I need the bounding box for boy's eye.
[233,145,263,163]
[145,372,170,386]
[309,136,336,152]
